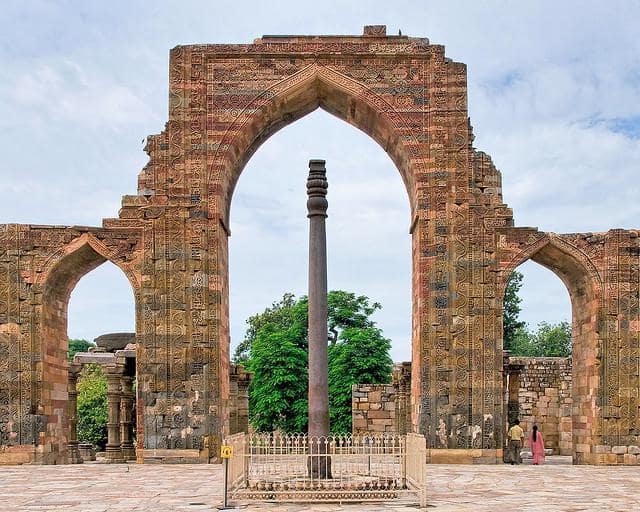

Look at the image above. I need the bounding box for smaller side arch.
[498,230,604,464]
[34,232,138,464]
[498,233,602,301]
[36,232,140,293]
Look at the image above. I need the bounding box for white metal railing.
[405,433,427,508]
[224,432,248,490]
[222,432,427,503]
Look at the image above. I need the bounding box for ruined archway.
[219,64,419,435]
[215,63,418,224]
[34,234,139,463]
[499,233,602,463]
[2,27,639,465]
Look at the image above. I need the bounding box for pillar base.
[0,445,37,465]
[67,442,84,464]
[426,448,503,464]
[121,444,136,461]
[105,446,125,463]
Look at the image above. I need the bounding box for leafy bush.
[77,364,108,450]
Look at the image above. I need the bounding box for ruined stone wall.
[0,226,142,464]
[352,363,411,435]
[2,27,639,465]
[352,384,397,434]
[228,365,251,435]
[508,357,572,455]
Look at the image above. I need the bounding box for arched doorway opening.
[500,235,601,464]
[39,235,138,464]
[227,107,411,435]
[213,65,421,437]
[503,260,573,460]
[67,262,136,462]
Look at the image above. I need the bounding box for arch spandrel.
[205,63,423,226]
[37,232,142,296]
[497,230,603,301]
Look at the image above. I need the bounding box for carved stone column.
[120,375,135,460]
[67,363,83,464]
[105,366,124,462]
[306,159,331,478]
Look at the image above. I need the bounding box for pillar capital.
[307,159,328,218]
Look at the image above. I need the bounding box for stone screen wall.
[506,357,572,455]
[357,358,577,459]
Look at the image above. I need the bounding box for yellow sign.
[221,445,233,459]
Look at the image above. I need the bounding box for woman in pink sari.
[529,424,545,465]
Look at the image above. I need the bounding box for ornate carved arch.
[37,232,140,294]
[498,232,603,301]
[207,62,422,225]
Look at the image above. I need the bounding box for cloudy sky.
[1,1,638,362]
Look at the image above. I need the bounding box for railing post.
[401,434,407,488]
[243,434,249,488]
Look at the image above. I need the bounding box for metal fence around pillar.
[224,432,248,491]
[223,432,427,503]
[405,433,427,508]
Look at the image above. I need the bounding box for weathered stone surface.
[505,357,573,455]
[1,26,639,465]
[73,352,116,365]
[94,333,135,352]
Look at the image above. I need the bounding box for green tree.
[249,326,309,432]
[68,338,94,360]
[244,291,393,433]
[77,364,108,449]
[511,321,572,357]
[328,326,392,433]
[534,321,572,357]
[503,271,526,352]
[233,293,301,364]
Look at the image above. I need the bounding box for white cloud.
[1,1,638,361]
[7,60,156,127]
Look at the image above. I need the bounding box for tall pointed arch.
[498,231,604,463]
[34,233,138,463]
[207,63,421,226]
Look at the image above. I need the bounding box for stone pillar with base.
[67,363,83,464]
[105,366,124,463]
[306,159,331,478]
[120,375,135,460]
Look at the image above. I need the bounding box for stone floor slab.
[0,458,638,511]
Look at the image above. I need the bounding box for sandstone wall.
[2,26,639,465]
[352,384,397,433]
[228,365,251,435]
[507,357,572,455]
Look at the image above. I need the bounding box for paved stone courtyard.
[1,457,639,511]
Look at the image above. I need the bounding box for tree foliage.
[234,293,303,364]
[503,271,526,353]
[68,338,94,360]
[503,270,572,357]
[243,291,392,433]
[510,321,572,358]
[77,364,108,449]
